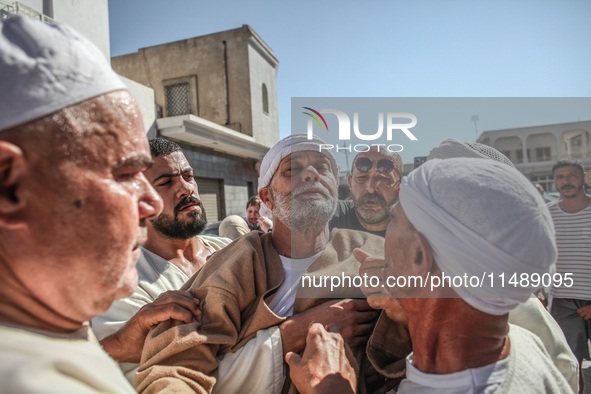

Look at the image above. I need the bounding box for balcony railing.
[0,2,54,23]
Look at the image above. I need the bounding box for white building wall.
[118,75,157,138]
[52,0,110,58]
[224,184,249,217]
[248,39,279,148]
[14,0,43,12]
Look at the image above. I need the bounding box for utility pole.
[471,115,479,137]
[338,142,351,175]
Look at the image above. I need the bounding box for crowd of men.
[1,15,590,394]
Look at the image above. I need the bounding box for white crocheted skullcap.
[399,158,556,315]
[427,138,515,168]
[0,16,126,132]
[257,133,338,216]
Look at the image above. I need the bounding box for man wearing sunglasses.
[330,147,403,237]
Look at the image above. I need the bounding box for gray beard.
[353,192,391,224]
[272,182,338,232]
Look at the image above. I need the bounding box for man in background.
[219,195,272,240]
[549,159,591,375]
[330,147,403,237]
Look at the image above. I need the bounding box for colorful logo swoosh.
[302,107,328,131]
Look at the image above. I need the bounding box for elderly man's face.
[144,151,207,240]
[554,165,585,199]
[267,151,338,231]
[349,151,400,225]
[247,203,261,225]
[18,91,163,322]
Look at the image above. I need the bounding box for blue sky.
[109,0,591,163]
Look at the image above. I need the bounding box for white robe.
[0,324,135,394]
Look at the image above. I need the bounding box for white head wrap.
[427,138,515,168]
[257,133,338,216]
[0,16,126,132]
[399,158,556,315]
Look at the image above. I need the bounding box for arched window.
[262,83,269,115]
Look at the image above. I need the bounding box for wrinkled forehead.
[280,151,331,165]
[150,150,190,172]
[554,165,583,176]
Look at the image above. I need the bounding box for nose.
[301,165,320,183]
[365,176,379,194]
[176,176,195,200]
[138,174,163,220]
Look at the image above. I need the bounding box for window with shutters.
[194,177,225,221]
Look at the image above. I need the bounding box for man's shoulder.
[329,200,358,229]
[547,199,561,213]
[0,325,135,394]
[199,235,233,251]
[186,231,279,289]
[336,199,355,214]
[495,324,571,394]
[331,226,384,242]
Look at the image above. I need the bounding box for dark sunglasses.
[355,157,395,174]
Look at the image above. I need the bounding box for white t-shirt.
[267,253,322,317]
[0,324,135,394]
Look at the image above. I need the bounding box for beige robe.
[135,228,395,394]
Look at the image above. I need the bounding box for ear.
[258,187,274,212]
[0,141,27,228]
[411,232,434,276]
[348,174,352,189]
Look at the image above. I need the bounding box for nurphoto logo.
[302,107,418,153]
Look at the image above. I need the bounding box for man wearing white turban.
[135,134,386,394]
[288,158,571,393]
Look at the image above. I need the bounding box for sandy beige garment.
[136,228,393,394]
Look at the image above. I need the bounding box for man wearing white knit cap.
[289,158,571,393]
[0,16,222,393]
[136,133,387,394]
[424,138,579,392]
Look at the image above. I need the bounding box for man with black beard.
[330,146,403,237]
[92,138,232,384]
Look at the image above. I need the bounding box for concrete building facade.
[477,120,591,192]
[111,25,280,219]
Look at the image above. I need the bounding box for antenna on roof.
[471,115,479,137]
